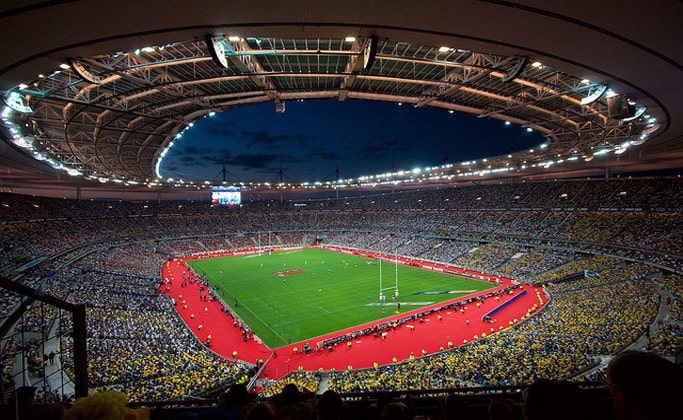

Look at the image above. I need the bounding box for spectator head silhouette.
[246,402,276,420]
[523,378,585,420]
[281,383,300,406]
[317,390,343,420]
[606,350,683,420]
[380,401,410,420]
[436,393,471,420]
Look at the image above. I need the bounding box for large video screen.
[211,187,241,206]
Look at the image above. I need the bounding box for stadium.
[1,1,682,419]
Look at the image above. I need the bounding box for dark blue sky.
[160,100,544,183]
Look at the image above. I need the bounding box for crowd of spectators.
[451,242,519,273]
[645,273,683,357]
[260,371,321,398]
[326,260,661,392]
[2,245,253,402]
[494,249,575,281]
[2,211,681,279]
[524,255,616,286]
[1,177,681,407]
[67,252,252,401]
[5,349,681,420]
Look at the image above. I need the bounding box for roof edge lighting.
[3,91,33,114]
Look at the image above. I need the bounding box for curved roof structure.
[0,0,681,194]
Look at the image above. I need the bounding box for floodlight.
[607,95,635,119]
[3,90,33,114]
[502,56,529,82]
[580,84,608,105]
[205,35,229,69]
[69,59,102,84]
[621,106,647,122]
[362,36,378,70]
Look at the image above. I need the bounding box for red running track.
[160,258,547,379]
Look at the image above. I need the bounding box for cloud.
[240,129,312,148]
[179,146,222,158]
[159,100,544,183]
[292,134,312,144]
[309,149,342,161]
[203,126,236,137]
[202,154,232,165]
[241,130,281,146]
[179,145,286,174]
[235,153,278,170]
[180,155,199,165]
[354,136,411,159]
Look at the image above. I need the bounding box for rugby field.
[187,248,493,348]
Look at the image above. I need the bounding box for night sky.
[160,100,545,183]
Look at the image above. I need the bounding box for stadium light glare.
[12,136,34,149]
[580,84,608,105]
[3,91,33,114]
[621,106,647,122]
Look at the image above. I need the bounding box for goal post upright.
[394,244,399,299]
[379,252,384,301]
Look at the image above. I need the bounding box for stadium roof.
[0,0,682,196]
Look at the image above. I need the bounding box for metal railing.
[0,275,87,406]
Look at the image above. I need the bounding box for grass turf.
[187,248,494,348]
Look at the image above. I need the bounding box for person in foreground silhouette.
[605,350,683,420]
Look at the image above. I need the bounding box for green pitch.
[187,248,493,348]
